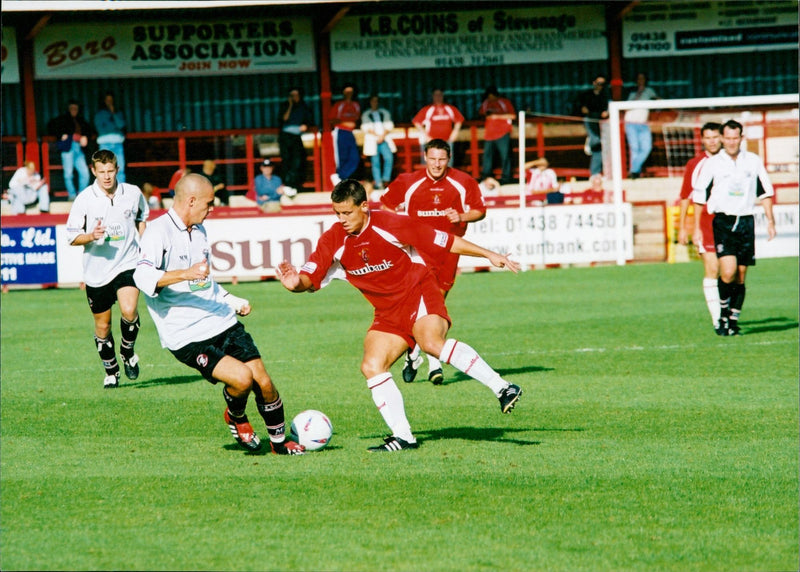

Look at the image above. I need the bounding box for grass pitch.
[1,258,798,571]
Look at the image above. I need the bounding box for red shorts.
[370,272,451,348]
[421,251,459,292]
[697,209,715,254]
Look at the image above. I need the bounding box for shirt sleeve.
[381,175,409,210]
[134,226,166,297]
[299,227,344,291]
[65,196,88,244]
[692,159,715,204]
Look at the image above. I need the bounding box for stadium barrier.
[2,197,796,290]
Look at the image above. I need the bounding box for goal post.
[607,93,799,265]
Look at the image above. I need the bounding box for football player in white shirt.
[692,119,776,335]
[65,149,149,388]
[134,174,304,455]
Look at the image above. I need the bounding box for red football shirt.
[413,104,465,140]
[479,97,515,141]
[330,100,361,131]
[300,210,455,311]
[380,168,485,237]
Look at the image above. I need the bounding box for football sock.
[439,339,507,396]
[427,355,442,374]
[702,278,721,327]
[94,334,120,377]
[119,316,140,360]
[254,392,287,443]
[408,344,421,362]
[718,278,733,319]
[367,373,414,443]
[730,283,745,325]
[222,387,248,419]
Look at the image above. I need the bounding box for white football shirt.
[65,182,149,287]
[134,209,237,351]
[692,149,774,216]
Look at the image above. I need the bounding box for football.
[289,410,333,451]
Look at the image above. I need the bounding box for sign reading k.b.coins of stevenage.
[33,18,315,79]
[330,5,606,71]
[622,0,798,57]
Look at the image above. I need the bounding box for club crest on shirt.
[196,354,209,368]
[360,248,369,263]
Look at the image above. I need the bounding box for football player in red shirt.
[277,179,522,452]
[381,138,486,384]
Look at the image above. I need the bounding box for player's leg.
[728,264,748,336]
[701,252,721,330]
[210,355,263,452]
[717,254,738,335]
[413,314,522,413]
[86,282,121,388]
[116,281,141,380]
[246,358,304,455]
[362,330,418,451]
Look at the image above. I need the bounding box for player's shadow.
[443,364,553,385]
[742,316,798,335]
[409,426,549,446]
[123,375,201,389]
[223,443,344,455]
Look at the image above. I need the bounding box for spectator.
[94,91,127,182]
[7,161,50,214]
[478,85,516,185]
[412,88,464,165]
[255,159,293,213]
[329,83,361,184]
[524,157,559,193]
[624,73,660,179]
[278,86,313,193]
[361,94,396,190]
[47,100,95,200]
[577,74,609,176]
[200,160,227,206]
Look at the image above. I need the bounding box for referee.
[692,119,777,335]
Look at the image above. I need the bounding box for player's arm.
[760,196,776,241]
[677,198,690,246]
[444,207,485,224]
[277,261,315,292]
[450,236,519,273]
[449,122,462,142]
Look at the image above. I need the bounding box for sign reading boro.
[33,18,315,78]
[330,5,606,71]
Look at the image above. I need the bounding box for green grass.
[1,258,798,572]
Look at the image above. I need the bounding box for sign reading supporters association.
[33,18,315,79]
[331,5,606,71]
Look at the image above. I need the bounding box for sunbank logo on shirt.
[349,258,393,276]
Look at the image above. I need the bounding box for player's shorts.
[422,250,460,292]
[170,322,260,383]
[370,272,451,348]
[85,269,137,314]
[697,208,715,254]
[712,213,756,266]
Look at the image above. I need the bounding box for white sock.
[703,278,721,327]
[366,373,415,443]
[427,354,442,374]
[439,339,507,396]
[408,344,421,361]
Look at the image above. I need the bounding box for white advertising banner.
[34,202,798,288]
[463,204,635,266]
[2,27,20,84]
[331,5,606,71]
[34,18,315,79]
[622,1,798,57]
